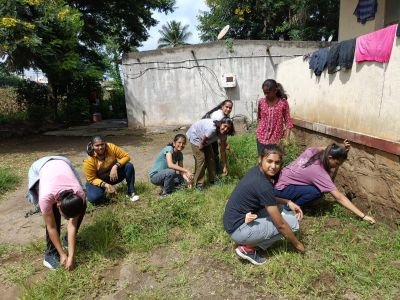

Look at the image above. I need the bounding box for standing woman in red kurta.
[256,79,294,155]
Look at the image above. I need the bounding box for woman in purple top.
[274,140,376,224]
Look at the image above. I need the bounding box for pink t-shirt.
[275,147,337,193]
[355,24,397,63]
[39,160,85,215]
[256,97,293,145]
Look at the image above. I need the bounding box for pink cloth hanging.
[355,24,397,63]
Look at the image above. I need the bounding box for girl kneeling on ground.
[186,117,234,190]
[149,134,193,197]
[83,135,139,204]
[274,140,376,224]
[223,145,304,265]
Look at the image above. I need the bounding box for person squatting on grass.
[256,79,293,155]
[274,140,376,224]
[202,99,234,175]
[149,134,193,197]
[27,156,86,270]
[186,117,235,190]
[223,145,305,265]
[83,135,140,204]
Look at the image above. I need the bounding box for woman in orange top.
[83,135,139,204]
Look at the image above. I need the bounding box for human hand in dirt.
[222,166,228,177]
[109,165,119,182]
[245,212,258,224]
[65,256,74,271]
[105,183,116,195]
[60,252,68,267]
[343,139,351,152]
[363,215,376,224]
[295,242,305,254]
[287,201,303,220]
[183,171,193,189]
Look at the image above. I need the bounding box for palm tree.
[157,21,192,48]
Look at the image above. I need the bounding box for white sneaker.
[126,193,140,202]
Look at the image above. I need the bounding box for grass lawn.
[1,134,399,299]
[0,166,21,196]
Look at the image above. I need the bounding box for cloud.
[138,0,209,51]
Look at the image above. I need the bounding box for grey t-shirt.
[186,119,219,147]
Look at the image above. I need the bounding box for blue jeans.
[274,185,323,207]
[230,213,299,250]
[86,163,136,204]
[150,169,184,193]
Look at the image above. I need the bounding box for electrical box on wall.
[221,73,237,88]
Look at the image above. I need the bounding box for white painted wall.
[276,39,400,142]
[339,0,386,41]
[122,40,319,128]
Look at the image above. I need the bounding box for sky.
[138,0,209,51]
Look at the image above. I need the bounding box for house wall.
[275,40,400,144]
[122,40,320,128]
[339,0,386,41]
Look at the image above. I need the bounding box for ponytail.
[262,79,288,100]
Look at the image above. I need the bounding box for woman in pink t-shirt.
[274,140,376,224]
[256,79,293,155]
[31,157,87,270]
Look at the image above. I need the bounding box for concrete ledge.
[293,118,400,156]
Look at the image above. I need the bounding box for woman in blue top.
[149,134,193,196]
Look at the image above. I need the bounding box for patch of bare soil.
[100,247,262,300]
[0,130,194,299]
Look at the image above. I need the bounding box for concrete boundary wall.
[276,40,400,144]
[122,40,320,128]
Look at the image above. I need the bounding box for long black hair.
[86,135,105,156]
[58,189,84,219]
[262,79,288,100]
[202,99,233,119]
[303,143,348,172]
[259,144,283,183]
[167,134,187,147]
[215,117,235,136]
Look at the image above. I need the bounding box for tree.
[157,20,192,48]
[0,0,176,122]
[198,0,339,42]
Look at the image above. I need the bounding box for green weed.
[0,167,21,195]
[5,134,399,299]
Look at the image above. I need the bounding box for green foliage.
[0,167,20,195]
[157,20,192,48]
[227,133,258,178]
[0,111,26,125]
[101,87,127,119]
[198,0,339,42]
[15,80,52,124]
[0,65,21,87]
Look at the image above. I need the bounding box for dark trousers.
[211,141,221,174]
[45,201,87,255]
[274,185,323,207]
[86,162,136,204]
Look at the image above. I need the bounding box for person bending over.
[27,156,86,270]
[274,140,376,224]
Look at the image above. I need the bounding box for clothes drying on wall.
[309,48,329,76]
[353,0,378,24]
[327,39,356,74]
[355,24,397,63]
